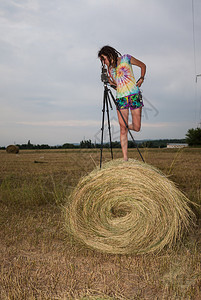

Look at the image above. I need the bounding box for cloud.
[16,120,100,127]
[0,0,201,146]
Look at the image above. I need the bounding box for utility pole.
[196,74,201,83]
[196,74,201,127]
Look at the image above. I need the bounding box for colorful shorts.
[116,92,144,110]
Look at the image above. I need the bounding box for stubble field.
[0,148,200,299]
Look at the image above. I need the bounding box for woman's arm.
[130,56,146,87]
[108,77,117,89]
[108,68,117,89]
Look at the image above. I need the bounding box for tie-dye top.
[109,54,139,99]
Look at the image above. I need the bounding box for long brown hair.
[98,45,121,67]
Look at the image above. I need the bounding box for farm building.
[167,143,188,149]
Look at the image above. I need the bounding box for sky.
[0,0,201,146]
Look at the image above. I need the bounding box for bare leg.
[129,107,142,132]
[117,109,129,161]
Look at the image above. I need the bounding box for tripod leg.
[105,94,113,160]
[100,90,107,168]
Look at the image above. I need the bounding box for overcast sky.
[0,0,201,146]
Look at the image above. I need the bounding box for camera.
[101,66,109,84]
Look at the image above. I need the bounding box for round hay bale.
[6,145,19,154]
[65,159,195,254]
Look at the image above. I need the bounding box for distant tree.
[142,141,154,148]
[186,127,201,146]
[38,144,50,149]
[27,140,33,149]
[112,141,121,148]
[62,143,75,149]
[128,141,135,148]
[80,139,94,148]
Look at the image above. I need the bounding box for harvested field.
[0,148,200,299]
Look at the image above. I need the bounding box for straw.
[65,159,195,254]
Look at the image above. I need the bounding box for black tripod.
[100,83,145,168]
[100,83,113,168]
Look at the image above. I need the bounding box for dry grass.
[66,159,195,254]
[6,145,19,154]
[0,148,200,299]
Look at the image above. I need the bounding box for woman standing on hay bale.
[98,45,146,161]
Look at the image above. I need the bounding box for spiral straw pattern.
[65,159,195,254]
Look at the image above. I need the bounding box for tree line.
[1,128,200,150]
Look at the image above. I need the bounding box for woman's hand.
[136,77,144,87]
[108,78,117,88]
